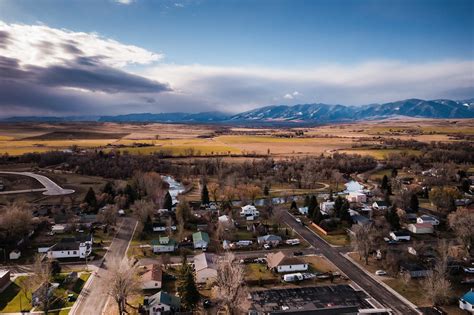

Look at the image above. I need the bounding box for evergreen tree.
[334,196,343,218]
[312,203,323,224]
[308,195,317,218]
[163,191,173,211]
[328,189,334,201]
[340,199,351,222]
[102,182,115,197]
[177,258,200,311]
[124,184,138,204]
[391,168,398,178]
[381,175,389,191]
[304,195,310,208]
[384,190,391,206]
[263,185,270,196]
[201,184,210,205]
[409,194,419,212]
[290,200,297,211]
[385,205,400,230]
[83,187,97,210]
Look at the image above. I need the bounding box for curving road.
[0,171,75,195]
[282,210,420,315]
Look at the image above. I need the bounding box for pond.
[162,175,185,204]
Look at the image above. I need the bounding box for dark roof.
[50,242,80,251]
[374,201,389,207]
[392,230,410,237]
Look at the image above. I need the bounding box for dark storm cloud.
[0,30,11,49]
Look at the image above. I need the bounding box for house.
[194,253,218,284]
[141,264,162,290]
[192,231,210,249]
[416,215,439,226]
[47,234,93,259]
[346,192,367,203]
[407,223,433,234]
[218,215,233,225]
[9,250,21,260]
[143,291,181,315]
[240,205,259,217]
[298,207,308,215]
[266,251,308,273]
[372,201,389,210]
[152,223,167,232]
[459,289,474,312]
[0,270,10,290]
[400,262,431,279]
[257,234,282,246]
[51,224,66,234]
[390,230,411,241]
[32,282,59,307]
[320,201,335,215]
[151,237,177,253]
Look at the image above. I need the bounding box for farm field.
[0,119,471,157]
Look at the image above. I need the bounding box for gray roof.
[194,253,217,272]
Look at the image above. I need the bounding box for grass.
[0,277,30,312]
[339,148,422,160]
[302,255,339,274]
[383,278,430,307]
[245,263,279,281]
[307,224,350,246]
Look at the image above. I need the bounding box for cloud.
[113,0,135,5]
[0,21,171,117]
[283,91,301,99]
[174,3,185,8]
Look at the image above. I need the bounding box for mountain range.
[4,98,474,124]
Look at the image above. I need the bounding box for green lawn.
[0,276,32,312]
[245,263,279,281]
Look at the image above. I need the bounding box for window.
[73,251,77,255]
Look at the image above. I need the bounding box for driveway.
[281,210,420,315]
[70,217,137,315]
[0,171,75,195]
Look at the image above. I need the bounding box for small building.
[407,223,433,234]
[372,201,389,210]
[9,250,21,260]
[459,289,474,312]
[320,201,335,215]
[152,223,167,232]
[141,264,162,290]
[192,231,210,249]
[194,253,218,284]
[298,207,308,215]
[416,215,439,226]
[240,205,259,217]
[151,237,177,253]
[346,192,367,203]
[51,224,66,234]
[390,230,411,241]
[257,234,282,246]
[143,291,180,315]
[218,215,233,225]
[266,251,308,273]
[400,262,431,279]
[0,270,10,290]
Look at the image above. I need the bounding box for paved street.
[281,210,420,315]
[0,171,75,195]
[70,217,137,315]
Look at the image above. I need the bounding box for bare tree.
[422,240,451,305]
[213,253,247,315]
[351,224,377,265]
[98,204,118,227]
[208,183,221,204]
[30,255,54,314]
[108,259,140,315]
[0,201,33,248]
[448,207,474,252]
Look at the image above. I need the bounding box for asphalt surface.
[282,210,420,315]
[0,171,75,195]
[71,217,137,315]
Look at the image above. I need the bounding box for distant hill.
[3,98,473,124]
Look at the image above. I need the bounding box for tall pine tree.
[163,191,173,211]
[83,187,97,212]
[177,258,200,310]
[201,184,210,205]
[409,194,419,213]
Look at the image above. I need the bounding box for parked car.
[295,218,302,224]
[254,257,266,264]
[375,270,387,276]
[263,244,271,250]
[293,251,303,256]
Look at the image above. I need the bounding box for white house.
[320,201,335,215]
[390,230,411,242]
[141,264,162,290]
[267,251,308,273]
[459,289,474,312]
[151,237,177,253]
[47,235,93,259]
[372,201,389,210]
[416,215,439,226]
[194,253,218,284]
[257,234,282,246]
[9,250,21,260]
[51,224,66,234]
[143,291,181,315]
[240,205,259,217]
[407,223,433,234]
[346,192,367,203]
[298,207,308,215]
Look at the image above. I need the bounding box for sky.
[0,0,473,117]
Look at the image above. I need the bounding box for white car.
[263,244,271,250]
[375,270,387,276]
[295,218,302,224]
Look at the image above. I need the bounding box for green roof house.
[192,231,210,249]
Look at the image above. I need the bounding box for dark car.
[294,251,303,256]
